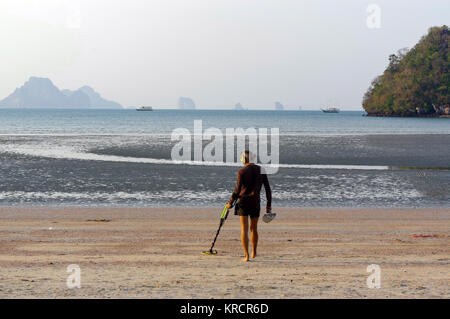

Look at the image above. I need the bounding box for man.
[226,150,272,262]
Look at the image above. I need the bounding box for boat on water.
[136,106,153,111]
[321,107,340,113]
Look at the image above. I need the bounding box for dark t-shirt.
[227,164,272,210]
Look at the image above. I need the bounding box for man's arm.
[262,173,272,210]
[227,170,242,208]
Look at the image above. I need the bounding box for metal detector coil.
[202,202,234,255]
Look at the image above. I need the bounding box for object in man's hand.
[263,212,276,223]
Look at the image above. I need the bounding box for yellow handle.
[220,205,228,219]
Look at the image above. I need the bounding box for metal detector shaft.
[207,218,225,252]
[207,201,236,253]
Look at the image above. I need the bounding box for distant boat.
[234,103,244,110]
[136,106,153,111]
[321,107,340,113]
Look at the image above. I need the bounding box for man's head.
[240,150,256,164]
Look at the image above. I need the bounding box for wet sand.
[0,207,448,298]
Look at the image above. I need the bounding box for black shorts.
[235,203,260,218]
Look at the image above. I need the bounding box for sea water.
[0,109,449,207]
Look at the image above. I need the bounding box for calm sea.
[0,109,449,207]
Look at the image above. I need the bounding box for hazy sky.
[0,0,448,109]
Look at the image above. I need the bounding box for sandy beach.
[0,207,448,299]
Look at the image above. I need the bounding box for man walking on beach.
[226,150,272,262]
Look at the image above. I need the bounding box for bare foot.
[251,252,257,258]
[242,255,249,262]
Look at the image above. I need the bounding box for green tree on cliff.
[363,26,449,116]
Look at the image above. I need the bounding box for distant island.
[363,26,449,117]
[0,77,122,109]
[178,97,196,109]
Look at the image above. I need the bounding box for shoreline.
[1,204,450,214]
[365,113,450,118]
[0,207,448,298]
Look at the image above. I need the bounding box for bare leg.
[240,216,249,262]
[250,217,259,258]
